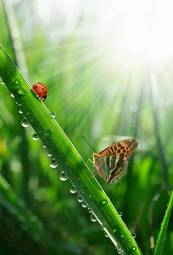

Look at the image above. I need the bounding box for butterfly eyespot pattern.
[93,138,138,183]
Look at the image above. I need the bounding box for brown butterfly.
[93,138,138,183]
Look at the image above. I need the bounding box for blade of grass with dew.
[0,46,142,255]
[154,190,173,255]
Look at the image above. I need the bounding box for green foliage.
[0,1,173,255]
[0,44,141,255]
[154,191,173,255]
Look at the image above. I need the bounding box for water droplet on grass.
[81,202,87,208]
[48,153,52,157]
[101,199,107,206]
[15,79,20,86]
[70,186,76,194]
[16,101,21,106]
[119,211,122,217]
[129,247,136,253]
[18,109,23,114]
[0,81,5,85]
[117,248,124,255]
[90,213,97,222]
[59,171,68,181]
[77,195,83,203]
[32,133,40,140]
[11,93,15,98]
[21,117,29,128]
[50,112,56,119]
[42,145,46,149]
[18,88,25,96]
[50,159,58,168]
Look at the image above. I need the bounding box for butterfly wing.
[108,153,128,183]
[93,154,117,181]
[94,153,128,183]
[93,138,138,183]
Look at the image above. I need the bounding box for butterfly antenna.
[82,135,96,153]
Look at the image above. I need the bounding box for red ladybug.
[32,82,48,101]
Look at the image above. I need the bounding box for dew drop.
[105,234,108,238]
[129,247,136,253]
[70,186,77,194]
[32,133,40,140]
[11,93,15,98]
[90,213,97,222]
[21,117,29,128]
[18,109,23,114]
[59,171,68,181]
[132,233,136,239]
[48,153,52,157]
[81,202,87,208]
[77,195,83,203]
[0,81,5,85]
[50,112,56,119]
[50,159,58,169]
[101,199,107,206]
[18,88,25,96]
[42,145,46,149]
[15,79,20,86]
[117,247,124,255]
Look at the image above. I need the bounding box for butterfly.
[93,138,138,183]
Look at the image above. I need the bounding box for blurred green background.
[0,0,173,254]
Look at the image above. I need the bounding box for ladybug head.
[42,94,47,101]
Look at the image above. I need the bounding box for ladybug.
[32,82,48,101]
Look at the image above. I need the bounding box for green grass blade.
[0,45,142,255]
[1,0,29,79]
[154,191,173,255]
[2,0,31,201]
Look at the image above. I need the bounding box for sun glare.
[35,0,173,69]
[91,0,173,67]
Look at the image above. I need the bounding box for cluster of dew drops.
[9,86,137,253]
[20,109,68,182]
[8,85,98,223]
[15,94,97,222]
